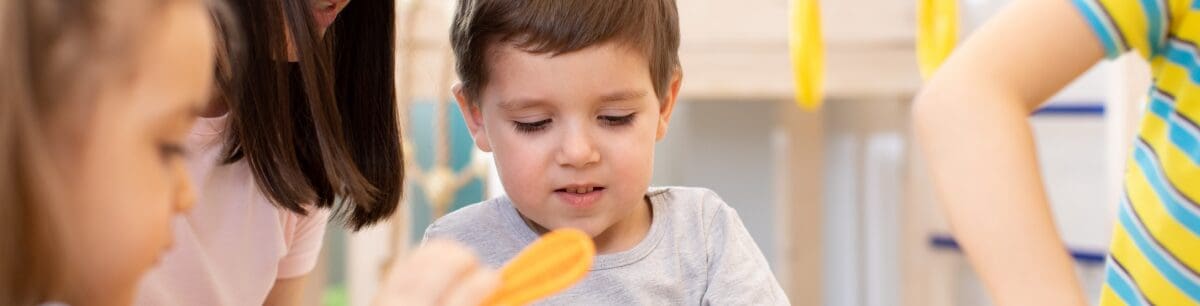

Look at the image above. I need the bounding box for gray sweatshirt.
[423,187,790,305]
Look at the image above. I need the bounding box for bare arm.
[264,276,308,306]
[912,0,1106,305]
[262,240,499,306]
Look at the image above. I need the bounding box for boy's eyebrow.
[599,90,647,102]
[498,98,548,111]
[497,90,648,110]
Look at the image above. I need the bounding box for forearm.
[913,86,1086,306]
[264,276,308,306]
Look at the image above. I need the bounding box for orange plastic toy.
[481,228,596,306]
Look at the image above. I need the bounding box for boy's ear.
[656,69,683,141]
[453,83,492,152]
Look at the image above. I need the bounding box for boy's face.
[457,42,680,244]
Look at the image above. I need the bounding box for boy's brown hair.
[451,0,681,103]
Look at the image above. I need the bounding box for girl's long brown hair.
[220,0,404,230]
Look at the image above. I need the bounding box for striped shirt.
[1072,0,1200,304]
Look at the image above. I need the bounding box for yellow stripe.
[1110,223,1194,303]
[1150,38,1200,104]
[1167,0,1190,24]
[1152,59,1192,93]
[1169,14,1200,43]
[1098,0,1153,57]
[1124,159,1200,271]
[1181,91,1200,121]
[1135,101,1200,202]
[1146,4,1198,74]
[1158,31,1200,97]
[1100,287,1129,306]
[1148,52,1171,72]
[1099,285,1130,306]
[1174,91,1200,135]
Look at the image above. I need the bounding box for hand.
[373,240,500,306]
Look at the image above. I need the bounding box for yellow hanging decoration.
[788,0,825,111]
[916,0,959,79]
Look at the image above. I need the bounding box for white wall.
[651,101,784,272]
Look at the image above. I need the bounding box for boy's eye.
[599,113,636,127]
[513,119,551,133]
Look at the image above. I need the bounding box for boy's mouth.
[556,186,606,194]
[554,184,606,208]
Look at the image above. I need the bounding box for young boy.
[914,0,1200,305]
[423,0,789,304]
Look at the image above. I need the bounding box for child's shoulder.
[649,186,731,211]
[423,196,513,240]
[648,186,739,227]
[421,196,531,267]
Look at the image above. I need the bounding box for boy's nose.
[555,127,600,168]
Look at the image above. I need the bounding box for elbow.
[911,83,950,139]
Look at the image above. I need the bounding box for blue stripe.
[1133,141,1200,236]
[1117,198,1200,301]
[1167,117,1200,166]
[1165,40,1200,84]
[928,234,1107,264]
[1074,0,1123,57]
[1106,262,1146,306]
[1033,104,1105,116]
[1149,94,1174,118]
[1136,0,1166,56]
[1146,94,1200,165]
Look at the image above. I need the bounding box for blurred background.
[304,0,1152,305]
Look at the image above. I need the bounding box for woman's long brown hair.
[220,0,403,230]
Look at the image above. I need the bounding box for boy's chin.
[530,217,607,238]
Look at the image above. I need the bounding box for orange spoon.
[481,228,596,306]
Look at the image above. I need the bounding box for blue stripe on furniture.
[929,234,1108,265]
[1033,103,1105,116]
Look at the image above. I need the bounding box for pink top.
[134,116,329,305]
